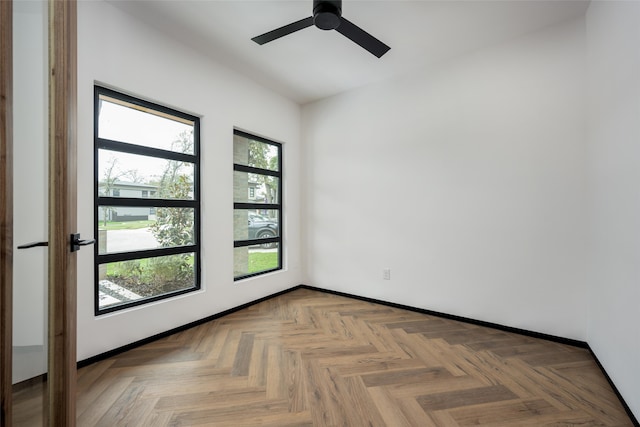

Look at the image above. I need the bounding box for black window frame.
[94,85,201,315]
[233,129,283,280]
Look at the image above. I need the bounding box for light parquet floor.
[14,288,635,426]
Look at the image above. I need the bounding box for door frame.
[1,0,14,425]
[0,1,78,425]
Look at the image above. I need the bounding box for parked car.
[248,212,278,249]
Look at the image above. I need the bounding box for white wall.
[302,19,588,340]
[77,1,302,360]
[586,1,640,418]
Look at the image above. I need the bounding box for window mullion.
[98,245,196,264]
[99,197,197,208]
[98,138,197,164]
[233,163,280,178]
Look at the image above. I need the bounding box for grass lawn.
[248,251,279,273]
[105,254,194,275]
[99,220,155,230]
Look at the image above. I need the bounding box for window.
[94,86,200,314]
[233,130,282,280]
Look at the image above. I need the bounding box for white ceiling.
[108,0,589,104]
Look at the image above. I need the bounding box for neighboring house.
[249,178,279,204]
[98,180,158,222]
[248,180,263,203]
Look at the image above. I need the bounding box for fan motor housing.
[313,0,342,30]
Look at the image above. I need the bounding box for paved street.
[106,228,159,252]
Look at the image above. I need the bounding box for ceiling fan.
[251,0,391,58]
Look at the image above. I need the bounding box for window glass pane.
[233,245,280,278]
[99,149,194,200]
[233,171,279,204]
[97,207,194,254]
[99,253,196,310]
[234,209,279,243]
[98,94,195,154]
[233,134,279,171]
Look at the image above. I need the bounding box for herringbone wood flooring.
[14,288,634,426]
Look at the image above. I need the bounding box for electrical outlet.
[383,268,391,280]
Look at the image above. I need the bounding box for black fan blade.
[335,17,390,58]
[252,16,314,45]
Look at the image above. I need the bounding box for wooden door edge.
[48,0,78,425]
[0,1,13,425]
